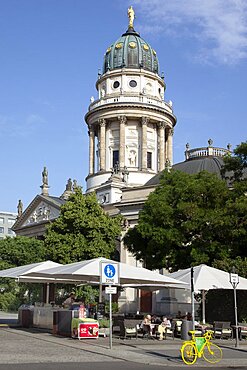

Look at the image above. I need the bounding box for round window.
[113,81,120,89]
[129,80,137,88]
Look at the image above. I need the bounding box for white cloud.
[26,114,46,126]
[0,113,46,137]
[133,0,247,64]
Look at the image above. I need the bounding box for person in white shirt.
[158,316,171,340]
[62,292,76,308]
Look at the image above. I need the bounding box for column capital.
[157,121,166,129]
[167,127,174,136]
[88,124,95,136]
[118,115,127,124]
[141,116,149,126]
[98,118,106,127]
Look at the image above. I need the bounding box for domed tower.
[85,7,176,204]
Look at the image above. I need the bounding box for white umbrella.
[0,260,78,303]
[121,283,187,291]
[0,260,61,280]
[25,257,186,286]
[169,264,247,324]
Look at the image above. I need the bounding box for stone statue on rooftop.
[17,199,23,218]
[66,178,73,191]
[208,139,213,147]
[73,179,78,191]
[42,167,48,186]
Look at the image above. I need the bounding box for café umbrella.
[25,257,187,286]
[0,260,80,303]
[169,264,247,324]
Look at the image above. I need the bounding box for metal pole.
[191,267,195,330]
[109,291,112,349]
[46,283,50,304]
[230,268,239,348]
[202,290,206,324]
[99,283,103,303]
[233,284,239,348]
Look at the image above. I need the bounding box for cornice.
[85,102,177,125]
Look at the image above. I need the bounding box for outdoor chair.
[213,321,232,339]
[119,319,138,339]
[173,319,182,337]
[112,314,124,334]
[165,324,175,339]
[238,323,247,340]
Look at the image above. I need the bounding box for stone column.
[88,125,95,175]
[141,116,149,170]
[167,127,174,165]
[98,118,106,171]
[158,121,165,171]
[118,115,127,169]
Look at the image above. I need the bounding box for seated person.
[186,312,192,321]
[176,310,182,319]
[62,292,76,308]
[157,316,171,340]
[141,314,155,336]
[151,315,161,324]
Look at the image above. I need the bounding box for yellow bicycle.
[181,330,222,365]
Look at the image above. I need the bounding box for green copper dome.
[103,28,159,75]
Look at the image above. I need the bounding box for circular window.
[129,80,137,88]
[113,81,120,89]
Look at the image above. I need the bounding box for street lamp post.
[229,266,239,348]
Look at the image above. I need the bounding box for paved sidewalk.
[0,311,246,367]
[0,325,246,367]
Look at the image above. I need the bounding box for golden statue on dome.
[128,6,135,28]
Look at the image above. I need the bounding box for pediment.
[13,195,64,230]
[23,200,60,227]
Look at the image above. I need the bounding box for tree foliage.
[222,141,247,183]
[0,236,46,269]
[0,236,46,310]
[124,170,247,271]
[44,188,122,263]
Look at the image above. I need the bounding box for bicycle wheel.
[181,342,197,365]
[203,343,222,363]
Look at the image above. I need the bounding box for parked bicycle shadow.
[144,350,182,364]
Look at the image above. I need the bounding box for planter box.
[99,327,110,337]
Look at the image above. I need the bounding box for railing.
[88,95,173,113]
[185,147,231,160]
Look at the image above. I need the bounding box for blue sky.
[1,0,247,212]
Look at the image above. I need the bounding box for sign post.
[101,262,119,349]
[230,267,239,348]
[191,267,195,330]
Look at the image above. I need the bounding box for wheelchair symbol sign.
[101,262,119,285]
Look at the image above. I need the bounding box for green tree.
[44,188,122,263]
[0,236,46,269]
[124,170,247,271]
[0,236,46,310]
[222,141,247,183]
[213,257,247,279]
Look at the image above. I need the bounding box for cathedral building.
[12,8,233,315]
